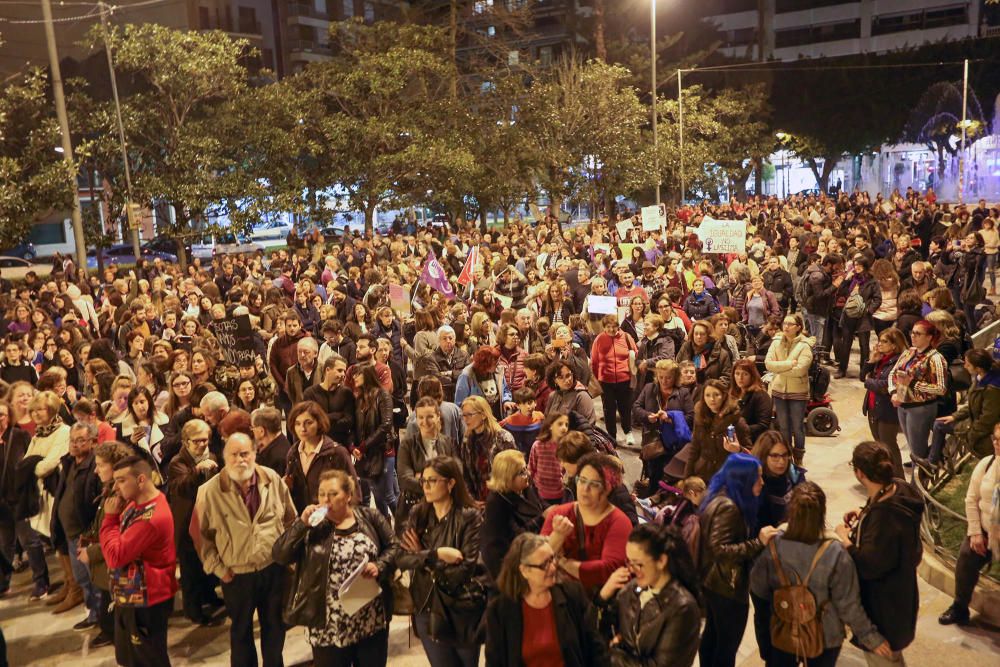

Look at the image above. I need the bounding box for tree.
[523,57,653,220]
[902,80,988,178]
[291,19,476,236]
[81,23,257,271]
[703,84,772,199]
[0,70,75,247]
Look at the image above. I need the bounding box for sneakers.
[91,633,113,648]
[73,618,98,632]
[28,583,49,601]
[626,433,635,447]
[938,603,970,626]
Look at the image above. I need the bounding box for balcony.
[288,2,333,21]
[287,39,334,57]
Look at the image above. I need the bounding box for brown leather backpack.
[769,539,833,662]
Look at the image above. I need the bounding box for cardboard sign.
[616,220,634,240]
[694,217,747,254]
[388,283,410,315]
[588,295,618,315]
[641,204,667,231]
[214,315,255,367]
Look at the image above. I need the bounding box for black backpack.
[808,353,830,401]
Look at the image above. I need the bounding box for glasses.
[420,477,445,488]
[515,468,529,478]
[172,380,191,388]
[575,476,604,492]
[461,411,481,419]
[522,556,557,571]
[912,330,930,337]
[188,437,210,445]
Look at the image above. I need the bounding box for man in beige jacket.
[195,432,296,667]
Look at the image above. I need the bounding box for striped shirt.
[528,439,565,501]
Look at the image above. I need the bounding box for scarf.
[34,416,64,439]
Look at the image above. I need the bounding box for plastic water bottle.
[726,425,736,441]
[308,506,329,527]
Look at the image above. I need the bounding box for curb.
[918,547,1000,626]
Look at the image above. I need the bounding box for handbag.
[640,430,665,461]
[390,569,414,616]
[426,561,487,646]
[587,374,603,398]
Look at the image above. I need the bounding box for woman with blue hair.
[698,452,779,667]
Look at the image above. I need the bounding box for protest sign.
[694,217,747,254]
[214,315,255,367]
[641,204,667,231]
[388,283,410,315]
[616,220,634,240]
[588,295,617,315]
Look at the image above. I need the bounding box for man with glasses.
[0,402,44,596]
[195,433,296,667]
[51,422,102,622]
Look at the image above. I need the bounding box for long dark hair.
[127,386,155,423]
[412,455,476,534]
[701,452,761,532]
[627,523,701,601]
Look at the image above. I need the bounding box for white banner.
[695,217,746,254]
[616,220,634,240]
[641,204,666,231]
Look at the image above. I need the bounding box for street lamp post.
[651,0,660,206]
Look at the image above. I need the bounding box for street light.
[651,0,660,206]
[775,132,789,198]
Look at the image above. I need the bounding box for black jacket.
[838,274,882,333]
[166,447,218,550]
[272,507,399,629]
[762,268,794,309]
[485,582,610,667]
[634,332,676,397]
[285,436,360,512]
[481,488,544,579]
[50,453,101,549]
[803,264,836,315]
[256,433,291,477]
[698,494,764,601]
[304,383,356,445]
[0,425,30,515]
[397,504,482,613]
[631,384,694,444]
[736,388,773,442]
[601,579,701,667]
[863,353,900,424]
[847,480,925,651]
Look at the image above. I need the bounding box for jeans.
[897,402,938,460]
[67,536,99,622]
[600,381,632,440]
[987,253,997,291]
[413,611,481,667]
[868,416,904,477]
[700,589,749,667]
[220,564,287,667]
[373,457,399,519]
[773,397,807,458]
[928,419,956,465]
[954,533,992,608]
[312,628,389,667]
[767,646,842,667]
[0,515,47,589]
[803,312,826,341]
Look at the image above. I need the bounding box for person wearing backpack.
[835,442,925,667]
[800,254,844,365]
[835,255,881,381]
[750,482,892,667]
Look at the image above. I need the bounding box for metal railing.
[912,433,999,584]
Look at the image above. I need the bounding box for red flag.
[457,246,478,286]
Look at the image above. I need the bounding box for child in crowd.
[529,411,570,505]
[499,387,545,456]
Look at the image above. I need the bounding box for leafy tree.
[902,80,988,178]
[0,70,74,248]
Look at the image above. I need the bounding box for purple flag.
[420,249,455,300]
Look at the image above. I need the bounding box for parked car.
[0,242,36,261]
[192,233,262,260]
[142,236,192,261]
[251,220,293,242]
[320,226,350,242]
[0,256,34,269]
[86,244,177,269]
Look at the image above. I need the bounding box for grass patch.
[930,460,1000,578]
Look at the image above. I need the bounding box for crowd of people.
[0,186,997,667]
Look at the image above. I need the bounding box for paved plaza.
[1,373,997,666]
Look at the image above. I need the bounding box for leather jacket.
[603,579,701,667]
[699,495,763,600]
[396,504,482,612]
[272,506,399,629]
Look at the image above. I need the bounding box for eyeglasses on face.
[461,411,481,419]
[575,476,604,492]
[522,555,557,571]
[515,467,529,478]
[420,477,445,487]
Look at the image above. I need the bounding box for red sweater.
[541,502,630,591]
[100,491,178,607]
[590,331,637,384]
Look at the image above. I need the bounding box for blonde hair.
[28,390,63,420]
[486,450,526,493]
[462,395,501,436]
[926,309,960,341]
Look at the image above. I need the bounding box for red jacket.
[590,330,637,384]
[100,491,177,607]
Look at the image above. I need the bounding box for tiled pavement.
[2,368,997,665]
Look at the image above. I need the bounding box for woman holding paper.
[273,469,399,667]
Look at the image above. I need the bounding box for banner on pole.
[616,221,634,240]
[420,249,455,299]
[214,315,255,367]
[694,217,747,254]
[641,204,667,231]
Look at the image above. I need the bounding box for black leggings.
[312,628,389,667]
[600,381,632,439]
[700,589,749,667]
